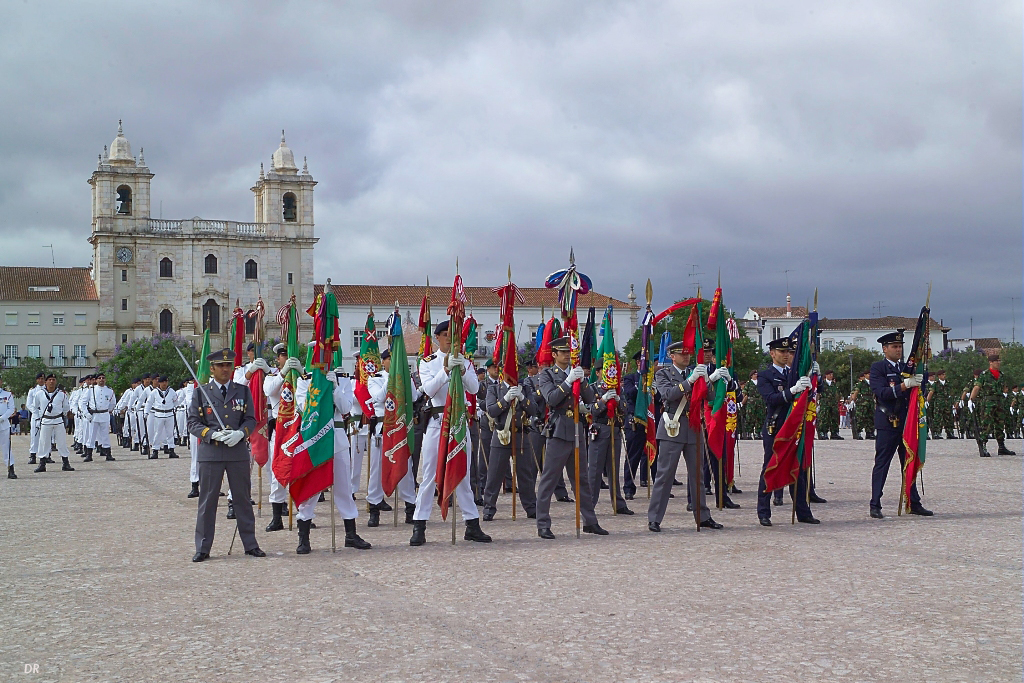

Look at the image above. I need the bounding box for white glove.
[602,390,618,402]
[325,370,338,384]
[811,361,820,375]
[709,367,731,382]
[967,400,975,413]
[566,366,586,383]
[251,357,271,373]
[903,375,922,389]
[210,429,230,443]
[687,365,708,384]
[504,386,524,402]
[282,357,304,374]
[924,401,929,410]
[222,429,245,447]
[790,376,812,395]
[446,354,465,372]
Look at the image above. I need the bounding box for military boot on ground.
[344,518,372,549]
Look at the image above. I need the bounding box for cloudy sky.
[1,1,1019,339]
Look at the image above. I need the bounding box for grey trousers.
[196,460,257,554]
[587,423,626,511]
[536,433,598,531]
[531,428,569,499]
[483,436,538,516]
[647,440,709,525]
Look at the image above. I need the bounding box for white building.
[741,300,809,352]
[322,283,638,374]
[817,316,950,354]
[0,267,100,378]
[87,123,317,360]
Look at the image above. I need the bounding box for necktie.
[221,385,227,400]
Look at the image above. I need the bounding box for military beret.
[246,342,256,352]
[667,341,685,353]
[877,330,904,345]
[549,336,571,352]
[434,320,450,336]
[207,348,235,365]
[988,352,1001,362]
[273,343,287,355]
[132,377,141,384]
[35,372,45,379]
[702,337,715,351]
[44,373,56,380]
[767,337,794,351]
[631,350,642,361]
[824,369,835,376]
[476,367,486,375]
[141,373,151,379]
[484,359,494,368]
[380,349,391,361]
[158,375,168,382]
[936,369,947,375]
[525,359,538,368]
[95,372,105,378]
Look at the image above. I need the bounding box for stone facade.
[87,124,317,360]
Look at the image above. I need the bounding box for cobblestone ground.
[0,433,1020,682]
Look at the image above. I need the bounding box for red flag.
[418,287,432,358]
[763,389,808,492]
[436,275,469,521]
[537,316,557,365]
[681,304,699,354]
[249,368,269,467]
[230,303,245,367]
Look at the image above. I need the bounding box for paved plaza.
[0,434,1020,682]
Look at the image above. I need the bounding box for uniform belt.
[334,421,346,428]
[430,406,445,418]
[153,408,174,414]
[88,409,108,414]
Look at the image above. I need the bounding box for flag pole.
[695,289,704,531]
[645,281,654,502]
[330,485,336,552]
[508,265,518,522]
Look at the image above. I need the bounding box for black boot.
[104,448,115,461]
[83,448,93,462]
[7,465,16,480]
[131,443,139,451]
[226,502,235,519]
[296,519,311,554]
[344,518,372,549]
[28,454,36,465]
[405,502,416,524]
[377,498,393,512]
[188,481,200,498]
[409,520,426,546]
[61,457,75,472]
[997,441,1016,456]
[367,504,380,527]
[265,502,284,531]
[167,449,178,458]
[831,433,844,440]
[33,459,46,473]
[464,518,492,543]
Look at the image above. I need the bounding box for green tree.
[97,335,201,395]
[818,344,884,398]
[2,358,74,398]
[929,345,1021,394]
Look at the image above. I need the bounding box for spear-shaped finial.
[813,287,818,313]
[425,275,429,290]
[645,279,653,306]
[508,264,512,283]
[456,258,459,275]
[717,268,721,289]
[369,289,374,315]
[925,281,932,308]
[569,247,575,267]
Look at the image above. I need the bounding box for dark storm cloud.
[0,1,1018,339]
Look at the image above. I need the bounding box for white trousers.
[90,415,111,449]
[413,416,479,521]
[366,434,417,505]
[189,438,199,483]
[175,409,187,442]
[121,413,131,438]
[0,425,11,466]
[296,430,359,521]
[130,410,143,445]
[267,429,287,504]
[147,415,175,450]
[350,433,367,495]
[30,417,40,454]
[38,422,69,459]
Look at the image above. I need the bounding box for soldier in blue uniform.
[868,331,934,519]
[756,336,819,526]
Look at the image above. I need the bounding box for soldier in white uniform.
[410,320,491,546]
[27,372,45,464]
[291,362,371,553]
[85,372,116,462]
[69,379,83,454]
[145,376,179,458]
[0,378,16,479]
[116,381,137,450]
[261,343,292,531]
[174,381,189,447]
[366,349,420,526]
[31,374,75,473]
[129,374,151,454]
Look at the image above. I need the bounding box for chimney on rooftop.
[786,293,792,318]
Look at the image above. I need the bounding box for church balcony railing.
[97,216,275,237]
[147,219,183,233]
[72,356,88,367]
[51,356,67,368]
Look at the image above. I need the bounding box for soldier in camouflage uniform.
[851,371,875,439]
[968,353,1015,456]
[741,370,765,440]
[816,370,842,439]
[925,369,955,439]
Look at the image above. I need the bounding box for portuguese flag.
[598,305,620,420]
[381,309,416,497]
[355,312,381,417]
[286,368,336,505]
[763,319,817,493]
[902,303,931,510]
[436,275,469,521]
[704,287,737,487]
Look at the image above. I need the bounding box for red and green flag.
[284,368,336,505]
[418,284,432,358]
[688,299,709,432]
[902,302,931,510]
[247,298,270,468]
[763,319,817,492]
[229,301,245,367]
[436,275,469,521]
[354,311,381,417]
[704,287,738,486]
[598,305,620,420]
[381,308,416,496]
[492,280,524,385]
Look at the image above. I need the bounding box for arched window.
[244,314,256,335]
[204,254,218,274]
[159,309,173,334]
[282,192,297,222]
[159,258,173,278]
[116,185,132,215]
[203,299,220,334]
[244,259,258,280]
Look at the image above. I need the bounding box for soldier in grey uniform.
[647,341,722,532]
[586,385,633,514]
[534,336,608,539]
[187,348,265,562]
[482,374,539,520]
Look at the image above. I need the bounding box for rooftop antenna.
[688,264,704,295]
[42,244,55,267]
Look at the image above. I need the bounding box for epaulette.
[424,353,437,362]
